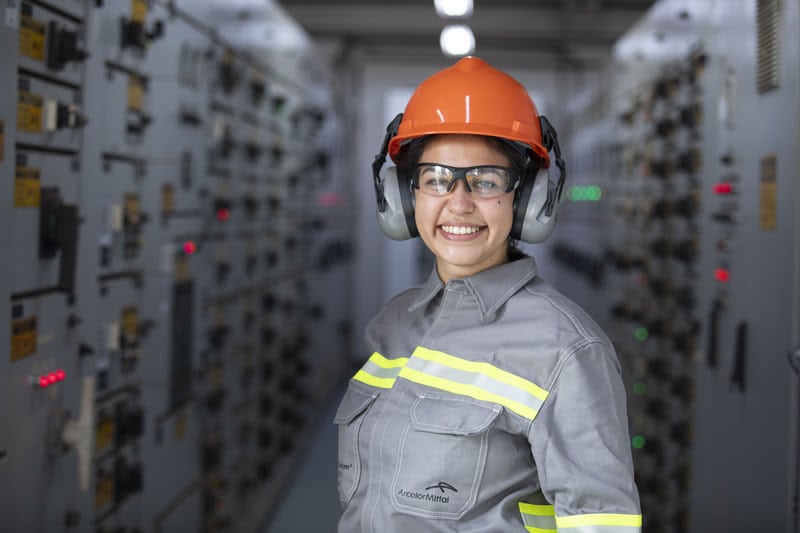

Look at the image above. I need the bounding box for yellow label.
[760,154,777,230]
[11,317,37,362]
[127,76,144,111]
[20,15,46,61]
[124,193,140,223]
[175,255,190,281]
[17,91,43,133]
[95,413,115,453]
[14,166,41,207]
[95,473,115,511]
[161,183,175,212]
[174,411,188,441]
[132,0,148,23]
[121,306,138,338]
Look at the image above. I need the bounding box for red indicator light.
[35,369,66,388]
[183,241,197,255]
[712,182,734,195]
[714,268,731,282]
[317,192,347,207]
[216,208,230,222]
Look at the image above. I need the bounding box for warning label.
[14,166,41,207]
[11,316,37,362]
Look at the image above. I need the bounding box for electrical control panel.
[546,0,799,531]
[0,1,353,531]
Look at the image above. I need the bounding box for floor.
[262,382,346,533]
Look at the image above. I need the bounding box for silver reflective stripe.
[398,347,548,420]
[556,513,642,533]
[352,352,408,389]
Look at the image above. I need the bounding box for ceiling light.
[434,0,473,18]
[440,24,475,57]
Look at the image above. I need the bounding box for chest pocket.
[390,394,501,520]
[334,385,377,507]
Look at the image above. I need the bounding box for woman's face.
[414,135,515,283]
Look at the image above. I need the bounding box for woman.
[336,57,641,532]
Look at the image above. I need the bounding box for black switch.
[47,21,89,70]
[730,321,748,392]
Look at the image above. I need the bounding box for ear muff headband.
[372,113,404,213]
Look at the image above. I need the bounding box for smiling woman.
[409,135,518,282]
[336,57,642,533]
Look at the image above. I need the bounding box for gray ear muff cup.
[511,167,558,244]
[376,166,418,240]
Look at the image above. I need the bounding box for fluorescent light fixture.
[440,24,475,57]
[434,0,473,18]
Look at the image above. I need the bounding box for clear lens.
[415,164,516,198]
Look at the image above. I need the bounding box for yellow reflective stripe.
[399,347,548,420]
[352,352,409,389]
[368,352,408,368]
[519,502,556,516]
[519,501,557,532]
[556,513,643,528]
[414,347,548,401]
[352,369,395,389]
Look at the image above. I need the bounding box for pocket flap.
[410,395,501,436]
[334,387,377,425]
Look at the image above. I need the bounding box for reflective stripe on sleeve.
[519,502,557,532]
[352,352,409,389]
[398,347,549,420]
[555,513,642,532]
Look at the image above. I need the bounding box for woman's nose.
[446,180,475,213]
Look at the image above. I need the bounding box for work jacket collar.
[409,255,538,323]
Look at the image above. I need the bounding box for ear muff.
[375,166,418,240]
[510,115,566,244]
[373,114,418,240]
[511,167,558,244]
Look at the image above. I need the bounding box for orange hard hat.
[387,56,550,166]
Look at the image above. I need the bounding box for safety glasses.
[412,163,520,198]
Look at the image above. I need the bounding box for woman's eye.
[424,177,449,188]
[473,180,500,190]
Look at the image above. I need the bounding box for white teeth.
[441,225,481,235]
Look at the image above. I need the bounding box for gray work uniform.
[335,255,642,532]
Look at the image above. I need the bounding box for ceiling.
[275,0,657,69]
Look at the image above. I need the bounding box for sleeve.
[527,340,642,532]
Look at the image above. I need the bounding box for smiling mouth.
[439,225,485,235]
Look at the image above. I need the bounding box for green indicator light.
[633,382,647,395]
[566,186,578,201]
[566,185,603,202]
[587,185,602,201]
[634,327,649,341]
[632,435,646,449]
